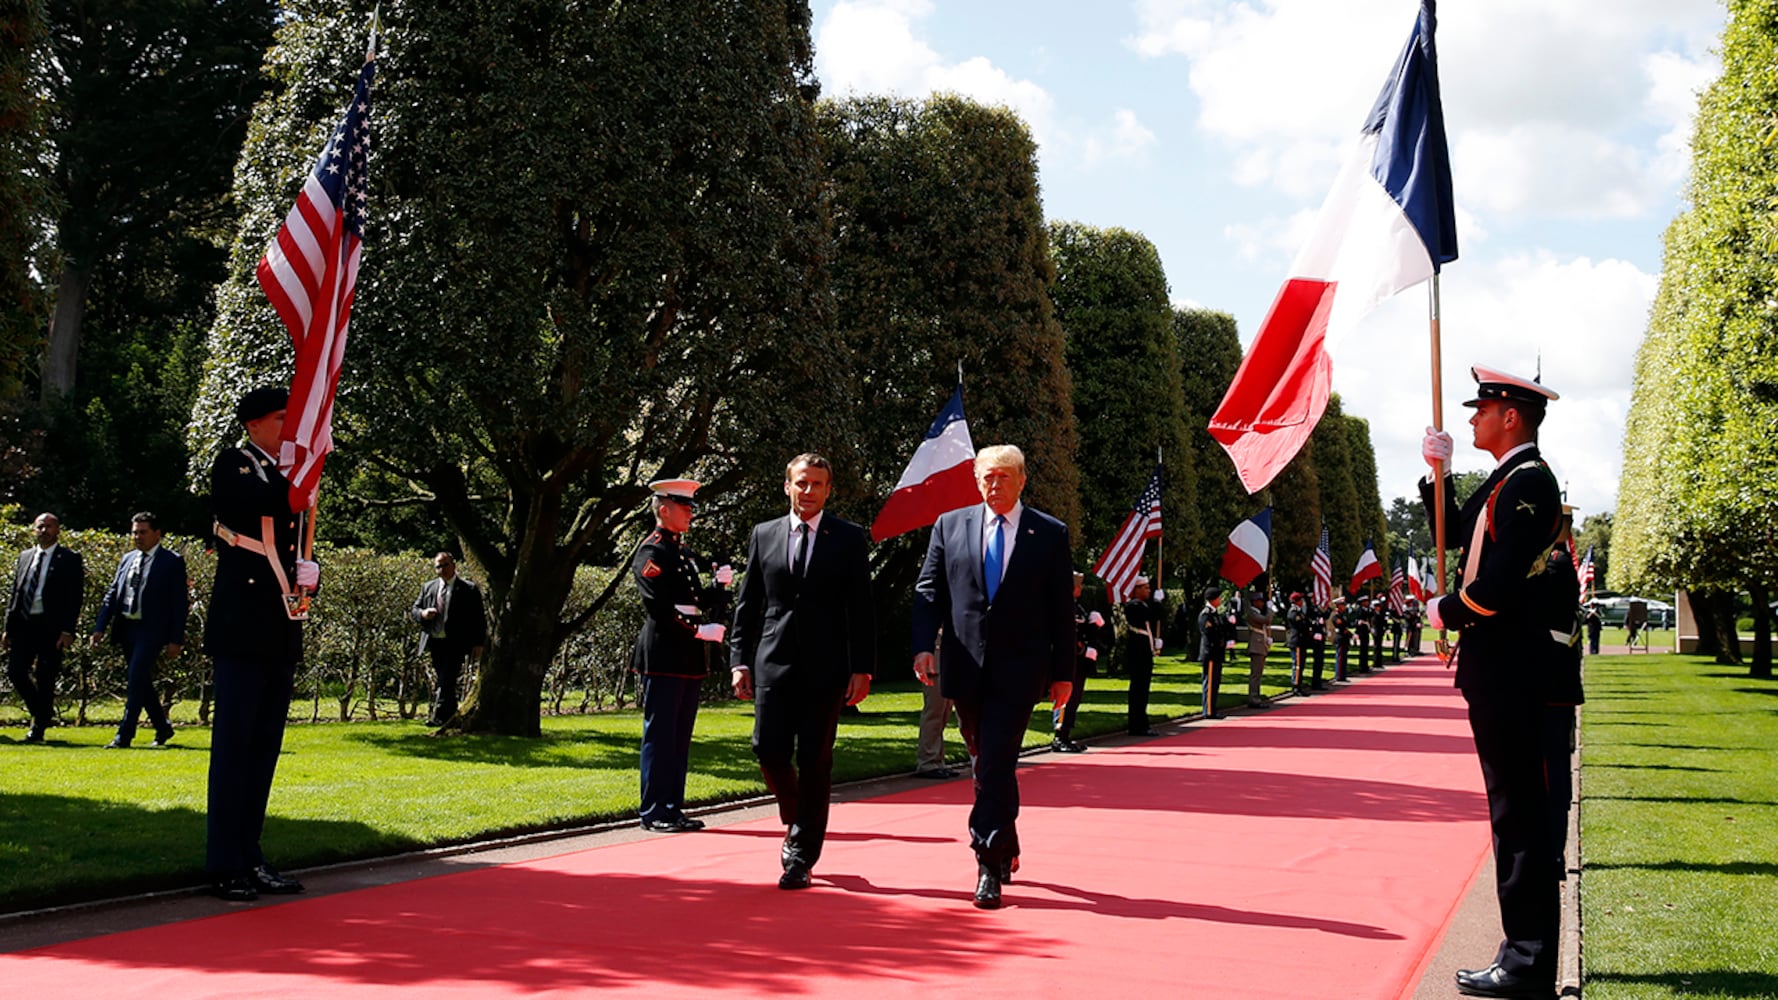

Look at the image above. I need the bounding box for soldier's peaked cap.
[1463,365,1559,408]
[236,386,289,423]
[648,479,702,503]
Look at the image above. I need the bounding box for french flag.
[1219,507,1272,589]
[1350,540,1383,593]
[1406,554,1429,602]
[871,384,979,542]
[1209,0,1457,493]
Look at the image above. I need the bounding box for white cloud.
[1331,252,1659,515]
[1129,0,1724,222]
[1084,109,1159,167]
[816,1,1059,153]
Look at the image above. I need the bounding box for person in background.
[1197,587,1236,719]
[410,552,488,726]
[91,512,187,748]
[1243,587,1272,708]
[1054,571,1106,752]
[3,512,86,743]
[1122,575,1163,737]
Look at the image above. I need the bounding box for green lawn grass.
[0,646,1321,911]
[1581,652,1778,999]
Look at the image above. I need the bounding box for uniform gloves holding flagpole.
[1422,427,1453,466]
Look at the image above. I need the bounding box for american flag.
[1310,525,1332,608]
[258,53,376,514]
[1091,464,1163,603]
[1388,562,1406,614]
[1578,544,1595,602]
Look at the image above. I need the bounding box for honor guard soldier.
[1122,576,1163,736]
[1352,596,1373,672]
[1537,505,1585,876]
[1196,587,1237,719]
[1330,597,1351,682]
[204,386,318,902]
[1285,592,1310,693]
[631,479,732,832]
[1054,571,1106,751]
[1421,365,1564,999]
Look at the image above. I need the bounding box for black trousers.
[5,616,65,726]
[752,676,846,869]
[1125,645,1153,733]
[638,674,700,823]
[206,655,296,876]
[1466,690,1558,982]
[1053,658,1088,740]
[114,622,171,740]
[1308,643,1326,686]
[427,641,468,722]
[954,686,1036,868]
[1540,705,1576,869]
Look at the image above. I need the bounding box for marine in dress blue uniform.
[632,479,730,832]
[204,386,316,902]
[1420,365,1565,999]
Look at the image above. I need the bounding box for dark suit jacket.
[93,546,188,649]
[1420,445,1561,695]
[6,545,86,636]
[912,504,1074,704]
[411,576,489,654]
[729,513,874,691]
[203,444,304,664]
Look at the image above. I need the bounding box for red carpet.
[1,661,1491,998]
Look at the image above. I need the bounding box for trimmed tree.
[1048,222,1190,577]
[1174,307,1247,587]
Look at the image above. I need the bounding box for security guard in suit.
[1421,365,1564,999]
[204,386,318,902]
[3,512,85,741]
[631,479,731,832]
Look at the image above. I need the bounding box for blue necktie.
[984,515,1005,602]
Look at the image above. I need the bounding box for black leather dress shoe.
[1455,963,1552,998]
[973,865,1002,909]
[104,735,131,749]
[22,725,43,743]
[778,864,812,890]
[913,766,958,779]
[250,864,305,894]
[641,816,705,832]
[151,727,175,747]
[211,876,259,902]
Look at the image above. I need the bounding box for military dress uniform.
[1285,597,1310,691]
[1352,600,1372,672]
[1536,540,1585,873]
[1304,604,1329,689]
[1196,592,1236,719]
[1420,367,1566,993]
[1122,594,1160,735]
[631,522,723,830]
[204,434,305,893]
[1055,599,1105,749]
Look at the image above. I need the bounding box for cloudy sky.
[809,0,1726,518]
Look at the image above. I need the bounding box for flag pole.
[1428,274,1451,661]
[1154,446,1164,591]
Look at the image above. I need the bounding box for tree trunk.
[1699,588,1742,666]
[41,262,88,398]
[450,486,579,737]
[1750,582,1772,679]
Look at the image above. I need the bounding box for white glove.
[1084,647,1098,661]
[295,559,319,589]
[1422,426,1453,467]
[1152,588,1165,601]
[714,564,735,586]
[1426,597,1445,631]
[1088,611,1105,627]
[1152,638,1163,653]
[695,623,727,643]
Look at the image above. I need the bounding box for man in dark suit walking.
[203,386,318,902]
[728,453,874,889]
[411,552,488,726]
[1421,365,1564,999]
[3,512,85,742]
[90,512,187,748]
[912,444,1073,909]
